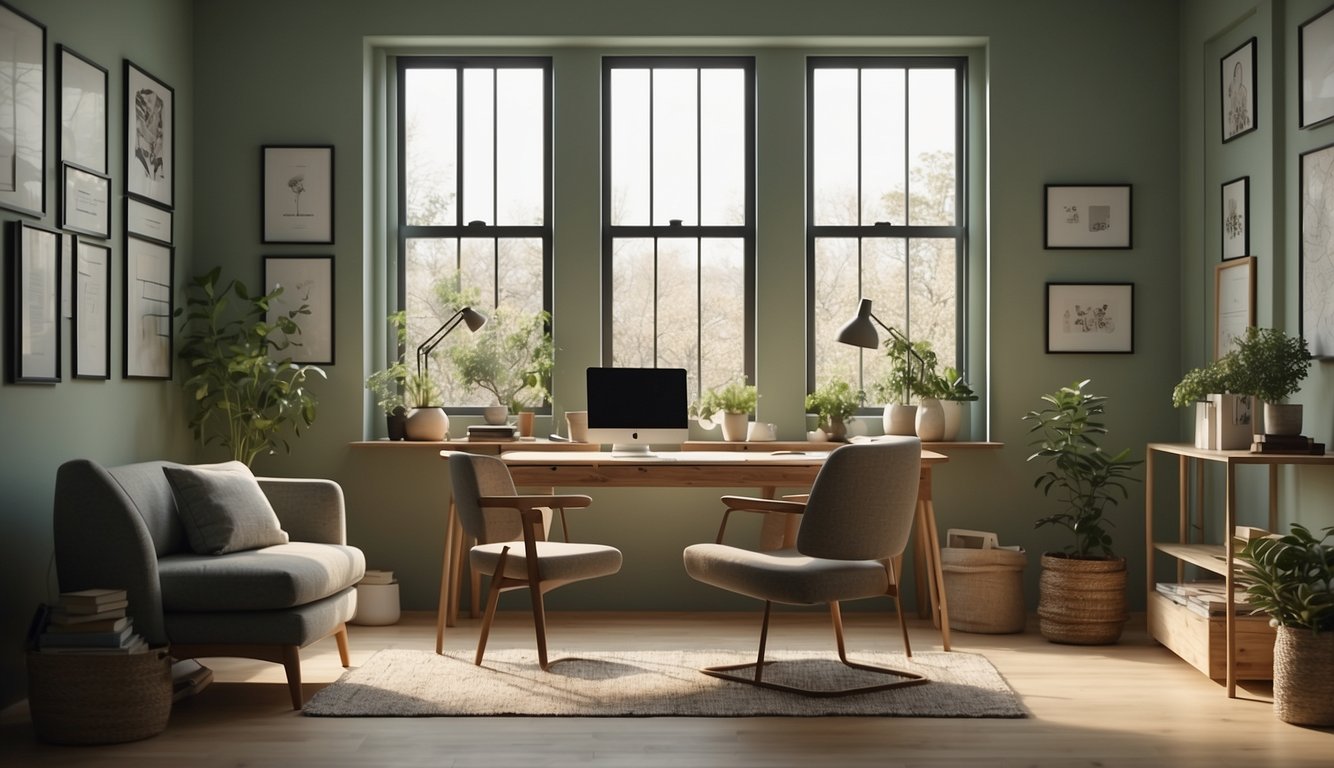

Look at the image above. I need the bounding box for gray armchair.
[53,459,365,709]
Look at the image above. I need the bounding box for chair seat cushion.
[471,541,622,585]
[158,542,366,611]
[683,544,890,605]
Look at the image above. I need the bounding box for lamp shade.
[836,298,880,349]
[459,307,487,333]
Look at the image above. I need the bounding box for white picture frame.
[1215,256,1255,360]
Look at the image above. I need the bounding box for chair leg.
[530,579,550,671]
[334,625,351,667]
[754,600,772,683]
[281,645,303,710]
[892,592,913,658]
[475,547,510,666]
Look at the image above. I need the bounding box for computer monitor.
[585,367,689,455]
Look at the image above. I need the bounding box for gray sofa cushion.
[164,462,290,554]
[158,542,365,611]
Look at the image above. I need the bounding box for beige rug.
[303,649,1026,717]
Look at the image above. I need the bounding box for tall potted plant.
[177,267,325,467]
[1227,327,1312,436]
[1023,379,1142,644]
[1235,524,1334,726]
[805,379,862,442]
[690,379,759,442]
[875,334,936,436]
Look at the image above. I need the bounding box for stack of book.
[359,569,396,586]
[38,588,149,654]
[1155,581,1255,618]
[467,424,517,441]
[1250,433,1325,455]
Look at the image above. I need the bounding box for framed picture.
[123,234,174,379]
[126,196,172,245]
[1221,37,1257,142]
[58,45,107,174]
[0,2,46,217]
[262,145,334,244]
[1045,282,1134,354]
[1043,184,1132,249]
[1215,256,1255,360]
[60,164,110,239]
[1301,142,1334,358]
[73,238,110,379]
[124,60,174,209]
[1221,176,1249,260]
[264,255,335,365]
[1301,4,1334,129]
[9,221,61,382]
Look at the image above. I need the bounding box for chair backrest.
[445,452,525,544]
[796,437,922,561]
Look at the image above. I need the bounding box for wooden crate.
[1147,592,1275,681]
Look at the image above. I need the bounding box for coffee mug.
[565,410,589,442]
[746,421,777,442]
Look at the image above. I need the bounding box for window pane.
[462,68,494,225]
[497,238,543,316]
[404,69,457,227]
[812,237,862,388]
[909,238,957,364]
[496,69,544,226]
[655,239,699,385]
[610,69,650,226]
[862,238,907,398]
[652,69,698,225]
[611,238,655,367]
[699,239,745,393]
[700,69,745,226]
[405,237,458,329]
[458,238,496,305]
[908,69,956,227]
[861,68,905,227]
[813,69,857,226]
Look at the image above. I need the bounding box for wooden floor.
[3,611,1331,767]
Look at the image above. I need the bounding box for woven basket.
[27,647,172,745]
[1036,554,1127,645]
[940,547,1028,634]
[1273,626,1334,726]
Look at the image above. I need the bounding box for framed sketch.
[73,238,110,379]
[262,145,334,244]
[1301,4,1334,129]
[264,255,334,365]
[58,45,107,174]
[123,234,174,379]
[1221,37,1257,142]
[1215,256,1255,360]
[9,221,61,382]
[1045,282,1134,354]
[1221,176,1249,260]
[126,197,172,245]
[61,164,110,239]
[0,2,46,217]
[124,60,174,209]
[1043,185,1132,249]
[1301,142,1334,358]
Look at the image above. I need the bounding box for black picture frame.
[1044,282,1134,354]
[1301,4,1334,130]
[9,220,61,382]
[1221,37,1257,142]
[1301,142,1334,359]
[263,255,335,365]
[124,60,174,210]
[60,163,110,239]
[122,234,174,379]
[1043,184,1133,249]
[57,44,108,174]
[72,237,110,379]
[0,1,46,217]
[126,196,173,246]
[1221,175,1249,261]
[262,145,335,244]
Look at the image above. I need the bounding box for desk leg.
[435,499,459,654]
[912,466,950,651]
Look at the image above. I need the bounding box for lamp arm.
[415,310,466,375]
[879,318,925,402]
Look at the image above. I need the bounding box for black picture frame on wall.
[0,1,46,217]
[1301,3,1334,129]
[58,44,108,174]
[264,255,335,365]
[73,238,111,379]
[1300,142,1334,359]
[1044,282,1134,354]
[61,163,110,239]
[1221,175,1249,261]
[1043,184,1133,249]
[1221,37,1257,142]
[262,145,334,244]
[122,234,174,380]
[9,221,61,383]
[124,60,175,210]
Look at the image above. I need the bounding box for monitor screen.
[585,367,689,453]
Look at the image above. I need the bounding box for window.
[397,57,551,407]
[602,57,755,400]
[807,57,966,401]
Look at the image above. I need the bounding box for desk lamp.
[415,306,488,376]
[835,297,922,405]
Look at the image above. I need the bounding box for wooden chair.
[682,437,926,696]
[444,452,622,669]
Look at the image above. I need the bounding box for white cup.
[565,410,589,442]
[746,421,777,442]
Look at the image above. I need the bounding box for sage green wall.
[0,0,195,708]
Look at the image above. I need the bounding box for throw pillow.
[163,462,290,555]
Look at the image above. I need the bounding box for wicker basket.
[1273,626,1334,726]
[27,647,172,745]
[1037,554,1128,645]
[940,547,1028,633]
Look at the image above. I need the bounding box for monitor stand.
[609,444,674,459]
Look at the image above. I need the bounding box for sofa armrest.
[257,477,347,544]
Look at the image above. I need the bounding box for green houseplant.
[1228,327,1312,436]
[447,307,553,414]
[1023,379,1142,644]
[933,366,976,441]
[1235,524,1334,725]
[873,334,938,437]
[690,379,759,441]
[365,311,410,439]
[177,267,325,467]
[805,379,862,441]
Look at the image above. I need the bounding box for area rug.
[303,649,1026,718]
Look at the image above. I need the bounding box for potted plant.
[365,311,410,440]
[935,366,977,441]
[448,307,553,426]
[805,379,863,442]
[1023,379,1142,644]
[403,369,448,441]
[1227,327,1312,436]
[1170,358,1252,450]
[874,334,937,437]
[176,267,326,467]
[690,379,759,441]
[1234,524,1334,726]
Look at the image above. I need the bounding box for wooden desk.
[436,446,952,653]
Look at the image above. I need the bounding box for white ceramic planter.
[405,407,448,441]
[915,398,945,441]
[883,404,917,436]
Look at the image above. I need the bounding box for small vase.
[883,404,917,436]
[824,417,848,442]
[720,412,748,442]
[915,398,945,441]
[939,400,966,441]
[405,407,448,441]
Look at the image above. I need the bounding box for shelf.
[1146,592,1273,681]
[1153,543,1228,576]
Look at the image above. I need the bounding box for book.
[58,588,127,607]
[42,616,131,634]
[48,605,129,624]
[1252,433,1315,446]
[1250,442,1325,455]
[39,622,135,648]
[467,425,517,439]
[39,635,149,655]
[360,569,396,585]
[57,597,130,615]
[172,659,214,702]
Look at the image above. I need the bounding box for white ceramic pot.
[405,407,449,441]
[883,404,917,436]
[720,412,748,442]
[483,404,509,425]
[939,400,966,441]
[915,398,945,441]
